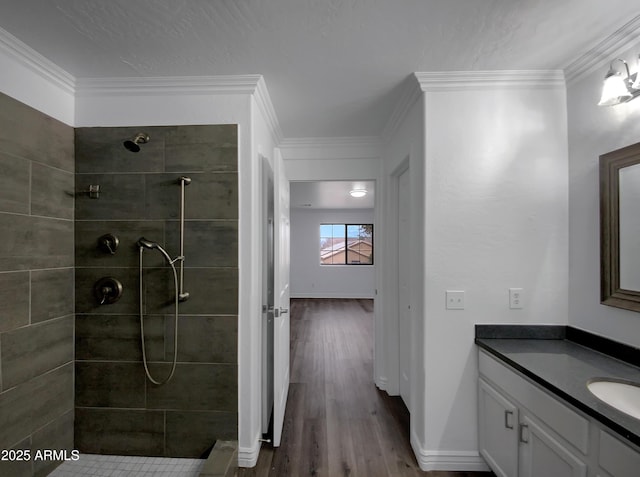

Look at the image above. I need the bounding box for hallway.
[237,298,493,477]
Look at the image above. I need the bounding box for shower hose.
[139,247,180,385]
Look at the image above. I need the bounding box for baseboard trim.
[237,438,260,468]
[375,375,388,391]
[410,431,490,472]
[290,292,375,299]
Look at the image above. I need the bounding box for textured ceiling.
[0,1,638,138]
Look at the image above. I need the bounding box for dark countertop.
[476,326,640,448]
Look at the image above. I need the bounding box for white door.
[261,156,275,435]
[272,150,290,447]
[398,168,411,406]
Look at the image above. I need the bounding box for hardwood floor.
[237,298,493,477]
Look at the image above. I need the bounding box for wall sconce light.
[598,57,640,106]
[349,189,367,198]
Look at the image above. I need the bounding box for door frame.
[396,162,411,407]
[383,156,411,398]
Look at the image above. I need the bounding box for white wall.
[282,138,382,181]
[415,79,569,470]
[567,42,640,345]
[290,208,375,298]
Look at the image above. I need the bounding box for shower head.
[124,133,150,153]
[137,237,158,250]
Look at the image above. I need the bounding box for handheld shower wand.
[136,175,191,385]
[137,238,183,265]
[137,237,180,385]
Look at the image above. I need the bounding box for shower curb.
[199,440,238,477]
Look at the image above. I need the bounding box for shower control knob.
[98,234,119,255]
[94,277,123,305]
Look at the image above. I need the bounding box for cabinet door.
[478,378,518,477]
[518,415,587,477]
[598,429,640,477]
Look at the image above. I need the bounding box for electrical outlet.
[446,290,465,310]
[509,288,524,309]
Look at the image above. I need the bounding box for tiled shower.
[74,124,239,458]
[0,92,240,476]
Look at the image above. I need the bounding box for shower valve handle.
[98,233,119,255]
[99,287,111,305]
[94,277,123,305]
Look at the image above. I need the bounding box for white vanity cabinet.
[517,414,586,477]
[478,377,518,477]
[597,429,640,477]
[478,350,588,477]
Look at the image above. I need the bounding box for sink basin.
[587,379,640,420]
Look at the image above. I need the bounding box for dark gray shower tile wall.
[74,408,165,456]
[0,92,75,477]
[1,316,74,389]
[75,124,238,458]
[75,314,165,361]
[165,411,237,456]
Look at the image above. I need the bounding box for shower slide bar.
[139,175,190,300]
[178,175,191,301]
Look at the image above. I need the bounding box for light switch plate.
[446,290,465,310]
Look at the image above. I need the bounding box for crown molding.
[74,74,264,96]
[415,70,565,90]
[381,70,564,142]
[381,74,423,143]
[280,136,382,161]
[565,14,640,85]
[253,76,284,145]
[280,136,382,148]
[75,74,284,141]
[0,27,75,94]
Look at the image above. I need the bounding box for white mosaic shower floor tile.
[48,453,205,477]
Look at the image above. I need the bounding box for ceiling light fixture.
[598,57,640,107]
[349,189,367,198]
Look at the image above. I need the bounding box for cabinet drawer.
[599,430,640,477]
[479,350,589,454]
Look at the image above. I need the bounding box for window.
[319,224,374,265]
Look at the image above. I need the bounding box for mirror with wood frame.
[600,141,640,312]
